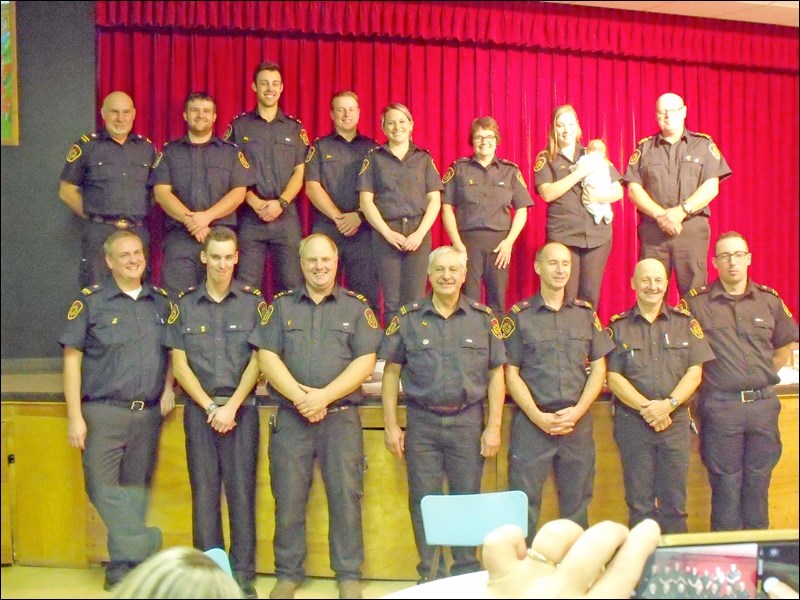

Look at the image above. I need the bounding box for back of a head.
[113,546,244,599]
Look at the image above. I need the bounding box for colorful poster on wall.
[2,1,19,146]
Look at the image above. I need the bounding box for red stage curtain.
[95,1,800,320]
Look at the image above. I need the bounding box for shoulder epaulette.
[609,310,629,323]
[694,131,714,141]
[637,135,654,146]
[81,284,102,296]
[177,286,196,299]
[510,300,532,313]
[79,132,99,144]
[755,283,781,298]
[343,289,370,304]
[500,157,520,168]
[232,112,248,120]
[573,298,594,310]
[241,285,262,297]
[687,285,710,297]
[131,134,153,144]
[285,113,303,125]
[455,156,470,163]
[469,300,492,315]
[669,305,693,318]
[398,301,422,316]
[273,289,296,300]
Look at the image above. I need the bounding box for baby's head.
[586,138,607,156]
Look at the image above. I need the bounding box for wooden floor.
[0,565,414,599]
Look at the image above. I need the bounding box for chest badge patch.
[500,316,515,339]
[690,318,704,339]
[365,308,379,329]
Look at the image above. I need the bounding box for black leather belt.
[711,386,773,403]
[89,398,158,410]
[212,395,256,407]
[90,215,145,229]
[410,401,476,416]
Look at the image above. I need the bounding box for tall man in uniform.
[60,230,174,590]
[606,259,715,533]
[504,242,614,539]
[624,92,732,296]
[304,90,379,309]
[165,226,262,598]
[250,233,381,600]
[151,92,255,297]
[60,91,156,288]
[225,61,309,295]
[685,232,798,530]
[380,246,506,581]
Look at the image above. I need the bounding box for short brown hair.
[469,116,501,146]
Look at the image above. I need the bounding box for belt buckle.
[116,218,130,229]
[130,400,145,410]
[740,390,756,403]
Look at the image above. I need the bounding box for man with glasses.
[441,116,533,315]
[684,232,798,530]
[624,92,732,296]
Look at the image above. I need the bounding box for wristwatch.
[667,396,679,410]
[278,197,290,209]
[205,402,218,416]
[680,200,692,216]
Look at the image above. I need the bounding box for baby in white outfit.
[572,138,614,225]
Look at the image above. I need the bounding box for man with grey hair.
[379,245,506,582]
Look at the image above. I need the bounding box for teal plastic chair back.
[420,490,528,579]
[204,547,233,576]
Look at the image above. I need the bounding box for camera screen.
[633,540,799,599]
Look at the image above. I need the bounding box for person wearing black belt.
[224,61,308,295]
[151,92,255,297]
[606,259,715,533]
[249,233,381,600]
[358,102,443,324]
[304,90,379,310]
[684,232,798,530]
[624,92,732,297]
[379,246,507,582]
[504,242,614,540]
[60,230,174,591]
[441,116,534,316]
[165,226,262,598]
[59,91,156,288]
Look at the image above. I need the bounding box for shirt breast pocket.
[749,315,775,348]
[663,335,691,370]
[87,161,114,183]
[182,324,210,354]
[329,322,355,360]
[491,181,514,204]
[284,321,307,357]
[405,339,437,380]
[93,318,128,346]
[639,157,668,190]
[461,337,489,371]
[206,158,233,199]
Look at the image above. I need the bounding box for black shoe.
[103,562,133,591]
[240,581,258,599]
[146,526,163,555]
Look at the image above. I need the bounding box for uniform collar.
[297,283,341,303]
[104,278,151,300]
[250,107,288,123]
[196,279,242,303]
[656,128,690,145]
[99,129,140,145]
[378,141,420,158]
[177,134,223,147]
[332,131,366,143]
[710,278,755,300]
[419,295,468,317]
[532,292,573,312]
[630,302,669,322]
[469,155,502,169]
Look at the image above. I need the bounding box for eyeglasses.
[656,105,685,119]
[715,251,751,263]
[472,135,497,144]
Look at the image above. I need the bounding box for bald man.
[606,258,714,533]
[624,93,732,297]
[60,91,157,288]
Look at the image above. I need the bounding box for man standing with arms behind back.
[685,232,798,530]
[625,93,732,296]
[225,61,309,295]
[60,230,174,591]
[60,91,156,288]
[304,90,379,310]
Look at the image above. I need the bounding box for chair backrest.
[420,490,528,547]
[204,547,233,576]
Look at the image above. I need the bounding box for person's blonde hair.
[546,104,583,161]
[112,546,244,599]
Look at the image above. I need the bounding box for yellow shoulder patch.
[359,158,370,176]
[593,312,602,331]
[690,318,704,339]
[223,123,233,141]
[260,304,274,326]
[516,171,528,189]
[385,315,400,336]
[365,308,379,329]
[605,326,614,340]
[67,300,84,320]
[709,142,720,161]
[66,144,82,163]
[629,148,641,165]
[167,302,180,324]
[299,128,310,146]
[781,300,793,318]
[305,145,316,163]
[490,317,502,339]
[500,316,515,339]
[442,166,455,184]
[676,298,689,312]
[152,151,163,169]
[533,153,546,172]
[238,151,250,169]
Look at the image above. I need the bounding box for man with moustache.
[685,232,798,530]
[625,92,732,296]
[250,233,381,599]
[60,230,174,590]
[60,91,156,288]
[379,246,506,582]
[225,62,309,295]
[304,90,379,309]
[165,226,262,598]
[606,259,714,533]
[151,92,255,297]
[504,242,614,539]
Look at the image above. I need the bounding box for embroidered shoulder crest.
[81,284,101,296]
[241,285,262,296]
[442,166,456,184]
[533,151,547,172]
[305,145,316,163]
